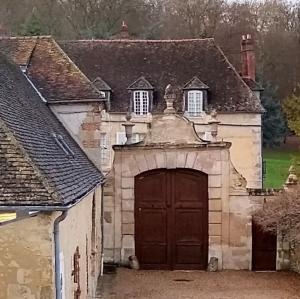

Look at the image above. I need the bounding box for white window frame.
[100,133,110,165]
[133,90,149,115]
[116,132,127,145]
[116,132,142,144]
[187,90,203,116]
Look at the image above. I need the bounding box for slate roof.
[0,36,105,103]
[0,54,104,206]
[60,39,263,113]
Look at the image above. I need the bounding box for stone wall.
[51,106,262,187]
[104,144,255,270]
[290,242,300,273]
[50,103,104,170]
[59,185,102,299]
[0,186,102,299]
[0,214,54,299]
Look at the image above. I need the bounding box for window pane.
[187,91,202,116]
[100,133,109,164]
[142,91,148,115]
[134,91,149,115]
[116,132,127,145]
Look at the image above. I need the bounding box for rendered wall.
[51,105,262,188]
[58,186,102,299]
[0,214,54,299]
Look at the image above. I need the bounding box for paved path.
[97,268,300,299]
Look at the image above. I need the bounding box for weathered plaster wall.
[193,113,262,189]
[50,103,104,170]
[58,186,102,299]
[0,214,54,299]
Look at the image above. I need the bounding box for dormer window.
[183,76,209,117]
[187,90,203,116]
[134,90,149,115]
[128,77,154,116]
[92,77,112,110]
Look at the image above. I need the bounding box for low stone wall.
[290,242,300,273]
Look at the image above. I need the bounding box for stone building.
[0,54,104,299]
[0,32,282,273]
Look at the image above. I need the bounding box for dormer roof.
[93,76,112,91]
[127,76,153,90]
[183,76,209,90]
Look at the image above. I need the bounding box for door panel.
[252,221,277,271]
[135,168,208,270]
[135,170,170,269]
[173,169,208,269]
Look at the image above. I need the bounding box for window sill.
[184,111,206,118]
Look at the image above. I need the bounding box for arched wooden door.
[135,168,208,270]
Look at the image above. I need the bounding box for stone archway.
[112,145,230,266]
[105,91,252,270]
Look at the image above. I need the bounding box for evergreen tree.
[261,82,287,147]
[19,10,45,36]
[283,90,300,138]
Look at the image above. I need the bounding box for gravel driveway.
[97,268,300,299]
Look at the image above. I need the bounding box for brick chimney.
[241,34,256,81]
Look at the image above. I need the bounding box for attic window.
[134,91,149,115]
[127,77,154,116]
[183,76,209,116]
[187,90,203,116]
[52,133,75,157]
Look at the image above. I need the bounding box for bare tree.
[254,183,300,243]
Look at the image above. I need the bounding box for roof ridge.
[0,35,52,40]
[25,38,38,67]
[51,38,104,97]
[0,119,61,203]
[60,38,215,43]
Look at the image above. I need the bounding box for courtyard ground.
[96,268,300,299]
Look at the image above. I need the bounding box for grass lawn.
[263,149,300,188]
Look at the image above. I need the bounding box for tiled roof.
[243,78,264,91]
[60,39,263,113]
[0,54,103,206]
[0,36,104,103]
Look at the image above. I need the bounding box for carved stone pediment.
[183,76,209,90]
[143,114,207,145]
[93,77,111,91]
[127,76,153,90]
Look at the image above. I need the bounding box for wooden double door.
[252,221,277,271]
[134,169,208,270]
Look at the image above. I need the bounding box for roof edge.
[212,40,264,113]
[50,38,105,99]
[60,37,215,43]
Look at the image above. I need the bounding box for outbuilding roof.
[0,36,105,103]
[60,39,263,113]
[0,54,104,206]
